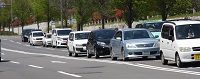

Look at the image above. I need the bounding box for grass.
[0,31,18,36]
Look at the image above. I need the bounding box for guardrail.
[0,39,1,62]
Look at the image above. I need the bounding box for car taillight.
[66,39,68,43]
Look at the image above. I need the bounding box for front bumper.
[179,51,200,63]
[75,46,87,54]
[33,40,43,45]
[57,40,67,47]
[95,45,110,55]
[124,47,160,58]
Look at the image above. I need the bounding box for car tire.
[161,53,168,65]
[110,48,117,60]
[156,56,161,60]
[56,41,59,48]
[73,47,78,57]
[68,51,72,56]
[176,54,184,68]
[87,50,92,58]
[94,48,99,59]
[43,42,45,47]
[122,48,128,61]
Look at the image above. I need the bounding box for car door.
[161,24,173,59]
[68,33,74,52]
[87,32,94,54]
[112,31,122,56]
[167,25,176,59]
[51,30,55,45]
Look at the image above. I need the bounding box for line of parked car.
[21,19,200,68]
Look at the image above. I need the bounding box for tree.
[93,0,115,29]
[111,0,139,28]
[61,0,73,28]
[13,0,32,30]
[149,0,192,21]
[73,0,95,31]
[0,0,11,31]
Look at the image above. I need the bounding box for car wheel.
[122,48,128,61]
[43,42,45,47]
[56,41,59,48]
[68,51,72,56]
[87,50,92,58]
[94,48,99,59]
[110,48,117,60]
[161,53,168,65]
[73,47,78,57]
[176,54,184,68]
[156,56,160,60]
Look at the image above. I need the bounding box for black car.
[21,29,42,42]
[86,29,116,58]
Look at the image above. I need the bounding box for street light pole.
[60,0,63,28]
[11,0,13,33]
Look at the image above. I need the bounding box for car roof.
[31,31,43,33]
[137,20,164,24]
[70,31,91,33]
[165,20,200,26]
[119,28,148,31]
[53,28,72,30]
[92,29,115,32]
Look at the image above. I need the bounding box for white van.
[29,31,44,46]
[160,20,200,67]
[51,28,72,48]
[67,31,90,57]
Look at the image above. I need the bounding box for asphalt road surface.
[1,36,200,79]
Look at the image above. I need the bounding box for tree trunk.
[21,22,24,31]
[37,21,40,29]
[128,3,133,28]
[77,23,81,31]
[102,16,105,29]
[161,0,167,21]
[8,24,10,32]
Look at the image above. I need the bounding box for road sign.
[51,21,55,30]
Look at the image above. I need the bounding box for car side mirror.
[116,37,122,40]
[154,35,159,38]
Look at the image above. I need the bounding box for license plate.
[143,51,150,55]
[194,54,200,60]
[83,47,86,50]
[36,41,41,44]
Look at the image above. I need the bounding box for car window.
[69,33,74,41]
[124,30,154,40]
[161,25,171,39]
[176,24,200,39]
[57,30,71,36]
[33,32,44,37]
[95,30,116,39]
[46,34,51,38]
[114,31,122,39]
[75,32,89,40]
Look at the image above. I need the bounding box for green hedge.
[0,31,18,36]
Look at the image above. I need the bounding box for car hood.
[33,36,43,39]
[151,32,161,39]
[176,39,200,47]
[57,36,69,38]
[124,38,158,44]
[74,39,88,44]
[97,39,111,44]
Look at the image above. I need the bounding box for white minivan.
[67,31,90,57]
[160,20,200,67]
[51,28,72,48]
[29,31,44,46]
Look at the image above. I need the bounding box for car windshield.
[46,34,51,38]
[124,30,154,40]
[95,30,116,39]
[57,30,71,36]
[176,24,200,39]
[75,32,89,40]
[141,22,164,32]
[33,32,43,37]
[23,29,32,35]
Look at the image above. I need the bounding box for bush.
[0,31,18,36]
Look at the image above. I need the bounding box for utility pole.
[47,0,50,33]
[60,0,63,28]
[11,0,13,33]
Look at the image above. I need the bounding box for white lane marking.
[10,61,20,64]
[28,65,44,69]
[2,39,7,40]
[25,44,30,46]
[61,50,68,51]
[46,48,54,50]
[10,40,14,42]
[16,42,22,44]
[51,61,66,64]
[1,53,5,55]
[2,47,200,76]
[57,71,82,78]
[35,47,41,48]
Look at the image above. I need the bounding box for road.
[0,36,200,79]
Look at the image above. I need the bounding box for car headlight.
[76,44,82,46]
[154,42,160,47]
[57,37,62,41]
[180,47,191,52]
[126,43,137,48]
[33,38,36,40]
[97,41,106,46]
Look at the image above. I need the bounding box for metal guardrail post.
[0,39,1,62]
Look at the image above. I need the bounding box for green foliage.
[0,0,11,28]
[0,31,18,36]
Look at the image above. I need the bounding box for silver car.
[110,28,160,61]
